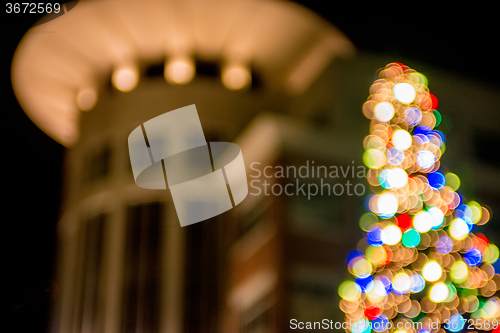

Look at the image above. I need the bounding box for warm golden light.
[165,58,195,84]
[222,65,251,90]
[112,66,139,92]
[76,88,97,111]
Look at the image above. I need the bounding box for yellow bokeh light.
[352,258,373,277]
[483,244,499,264]
[339,281,361,302]
[450,260,468,283]
[468,201,483,224]
[363,149,387,169]
[445,173,461,191]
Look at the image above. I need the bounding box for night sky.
[2,3,497,332]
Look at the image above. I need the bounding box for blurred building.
[11,0,500,333]
[11,0,355,332]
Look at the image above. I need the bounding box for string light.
[340,62,499,332]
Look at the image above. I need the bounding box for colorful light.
[405,107,422,126]
[367,228,384,246]
[355,275,374,293]
[386,147,405,166]
[409,274,425,293]
[436,236,453,254]
[447,314,465,332]
[464,248,483,266]
[340,62,499,331]
[402,229,421,248]
[428,172,445,190]
[450,260,468,283]
[339,280,361,302]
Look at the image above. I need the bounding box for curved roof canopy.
[12,0,354,146]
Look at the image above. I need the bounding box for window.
[121,202,164,333]
[71,213,107,332]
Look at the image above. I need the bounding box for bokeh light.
[165,57,195,84]
[112,66,139,92]
[422,261,442,282]
[429,282,448,302]
[374,101,395,122]
[393,83,416,104]
[222,64,251,90]
[392,129,412,150]
[340,62,499,332]
[381,224,402,245]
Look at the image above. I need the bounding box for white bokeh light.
[374,102,395,122]
[377,193,399,217]
[393,83,416,104]
[392,130,412,150]
[417,150,435,168]
[422,261,442,282]
[450,218,470,240]
[386,168,408,189]
[428,207,444,228]
[429,282,449,303]
[413,211,433,233]
[381,225,402,245]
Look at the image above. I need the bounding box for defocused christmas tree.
[338,63,500,333]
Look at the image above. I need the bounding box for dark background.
[2,3,498,332]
